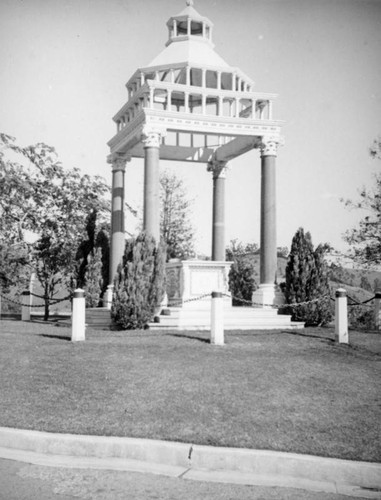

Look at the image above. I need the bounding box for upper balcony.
[112,77,278,135]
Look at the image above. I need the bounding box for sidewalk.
[0,456,365,500]
[0,427,380,499]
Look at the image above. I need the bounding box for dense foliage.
[0,133,111,319]
[111,232,166,329]
[74,210,110,307]
[342,136,381,268]
[160,170,195,260]
[282,228,332,326]
[226,240,258,305]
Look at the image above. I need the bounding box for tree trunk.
[44,285,50,321]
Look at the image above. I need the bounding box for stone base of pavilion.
[149,306,304,331]
[85,260,304,331]
[150,260,304,331]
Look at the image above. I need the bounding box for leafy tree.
[360,275,372,292]
[226,239,259,260]
[370,136,381,159]
[0,133,111,319]
[342,136,381,267]
[226,239,258,306]
[111,232,166,329]
[277,246,289,258]
[282,228,332,326]
[0,244,30,313]
[160,170,195,261]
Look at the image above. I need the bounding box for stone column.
[142,127,165,243]
[252,136,284,307]
[207,160,228,261]
[109,154,129,285]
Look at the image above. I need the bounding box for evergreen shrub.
[112,232,166,329]
[281,228,332,326]
[84,248,103,307]
[228,259,257,306]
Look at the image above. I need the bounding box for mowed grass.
[0,320,380,463]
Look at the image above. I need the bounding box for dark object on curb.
[161,309,171,316]
[154,316,160,323]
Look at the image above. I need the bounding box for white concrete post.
[374,291,381,330]
[72,289,85,342]
[335,288,348,344]
[211,291,224,346]
[21,291,31,321]
[104,284,113,310]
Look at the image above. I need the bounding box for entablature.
[108,106,282,164]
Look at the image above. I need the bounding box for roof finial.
[186,0,194,6]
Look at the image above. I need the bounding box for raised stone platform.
[85,306,303,331]
[149,306,303,331]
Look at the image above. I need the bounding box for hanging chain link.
[0,291,72,308]
[167,293,211,307]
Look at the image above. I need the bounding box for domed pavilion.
[106,1,290,328]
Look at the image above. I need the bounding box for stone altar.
[166,260,233,309]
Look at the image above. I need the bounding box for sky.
[1,0,380,256]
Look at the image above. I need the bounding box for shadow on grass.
[168,333,210,344]
[281,329,335,343]
[39,334,71,342]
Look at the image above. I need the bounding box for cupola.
[166,0,213,47]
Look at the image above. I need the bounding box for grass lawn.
[0,320,380,463]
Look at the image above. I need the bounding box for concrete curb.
[0,427,380,498]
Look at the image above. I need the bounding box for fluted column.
[252,136,284,307]
[109,154,130,284]
[142,127,165,243]
[207,160,228,261]
[260,139,277,286]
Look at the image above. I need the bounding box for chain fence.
[165,290,374,310]
[223,292,330,310]
[223,291,377,310]
[1,287,379,317]
[0,290,72,309]
[167,293,211,308]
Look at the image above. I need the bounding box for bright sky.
[1,0,380,256]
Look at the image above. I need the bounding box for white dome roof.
[148,37,230,69]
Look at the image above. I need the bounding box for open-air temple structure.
[104,0,298,329]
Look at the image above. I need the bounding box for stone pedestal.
[166,260,232,309]
[252,284,285,309]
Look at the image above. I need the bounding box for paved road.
[0,458,370,500]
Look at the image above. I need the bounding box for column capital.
[258,136,285,157]
[141,125,166,148]
[107,153,131,172]
[207,160,229,179]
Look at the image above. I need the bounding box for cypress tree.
[112,232,166,329]
[83,248,103,308]
[283,228,332,325]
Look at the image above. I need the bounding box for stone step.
[85,308,112,328]
[84,307,304,331]
[150,306,303,330]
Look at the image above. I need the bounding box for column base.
[252,284,285,309]
[103,285,114,310]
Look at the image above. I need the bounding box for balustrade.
[114,78,274,134]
